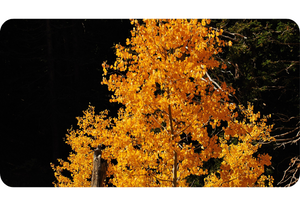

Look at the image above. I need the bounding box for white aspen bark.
[167,87,178,187]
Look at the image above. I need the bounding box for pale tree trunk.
[168,88,178,187]
[91,144,108,187]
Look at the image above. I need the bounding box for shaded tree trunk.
[91,144,108,187]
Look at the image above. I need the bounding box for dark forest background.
[1,19,299,187]
[1,19,132,186]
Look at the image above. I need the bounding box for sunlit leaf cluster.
[51,19,274,187]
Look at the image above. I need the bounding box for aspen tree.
[51,19,274,187]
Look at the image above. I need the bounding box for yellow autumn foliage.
[51,19,274,187]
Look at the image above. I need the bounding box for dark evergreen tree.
[209,19,299,186]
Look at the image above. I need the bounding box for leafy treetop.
[51,19,274,187]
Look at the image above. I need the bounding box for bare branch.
[272,113,300,123]
[205,72,223,91]
[207,26,247,41]
[273,126,300,138]
[271,60,300,75]
[277,156,300,187]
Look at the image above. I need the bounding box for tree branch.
[167,87,178,187]
[277,155,300,187]
[207,26,247,41]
